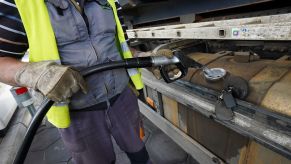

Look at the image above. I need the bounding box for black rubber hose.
[13,57,154,164]
[82,57,153,76]
[13,97,54,164]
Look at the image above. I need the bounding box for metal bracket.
[215,88,236,121]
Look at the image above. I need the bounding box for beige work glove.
[137,49,180,80]
[15,61,87,102]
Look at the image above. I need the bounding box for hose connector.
[151,56,180,66]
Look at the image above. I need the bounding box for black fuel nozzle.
[158,50,197,83]
[174,51,204,69]
[162,51,227,83]
[145,49,227,83]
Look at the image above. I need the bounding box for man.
[0,0,153,163]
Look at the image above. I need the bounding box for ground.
[24,116,196,164]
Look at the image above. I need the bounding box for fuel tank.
[183,52,291,117]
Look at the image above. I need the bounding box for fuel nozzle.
[155,50,227,83]
[172,50,227,81]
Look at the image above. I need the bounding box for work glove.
[137,49,180,80]
[15,61,87,102]
[153,49,181,80]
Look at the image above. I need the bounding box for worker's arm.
[0,3,87,102]
[0,56,87,102]
[0,57,27,86]
[0,1,28,85]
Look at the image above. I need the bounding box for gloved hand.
[132,47,181,80]
[15,61,87,102]
[153,49,181,79]
[137,49,180,80]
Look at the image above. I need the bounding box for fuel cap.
[203,67,227,81]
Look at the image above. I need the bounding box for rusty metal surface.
[184,59,291,163]
[185,52,291,117]
[162,95,179,127]
[187,106,249,163]
[248,66,288,104]
[233,52,260,63]
[178,103,188,134]
[262,70,291,116]
[142,69,291,162]
[189,53,268,91]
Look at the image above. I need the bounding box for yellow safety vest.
[15,0,144,128]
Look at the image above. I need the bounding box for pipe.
[13,56,180,164]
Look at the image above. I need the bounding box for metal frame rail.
[140,70,291,160]
[127,13,291,40]
[130,13,291,160]
[138,100,224,164]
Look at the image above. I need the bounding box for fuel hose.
[13,56,180,164]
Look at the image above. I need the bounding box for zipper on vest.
[73,7,99,62]
[89,40,99,61]
[69,1,100,63]
[81,11,90,34]
[70,0,91,34]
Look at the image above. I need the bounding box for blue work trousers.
[59,87,150,164]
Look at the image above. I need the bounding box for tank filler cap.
[203,67,226,81]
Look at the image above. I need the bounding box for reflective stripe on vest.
[108,0,144,89]
[15,0,143,128]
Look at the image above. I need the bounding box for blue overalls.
[45,0,150,163]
